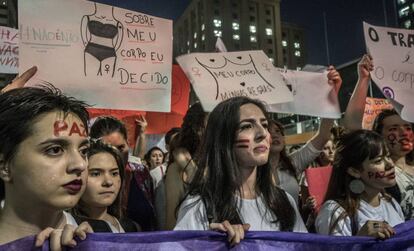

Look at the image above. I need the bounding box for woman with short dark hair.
[0,86,91,245]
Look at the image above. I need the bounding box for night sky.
[94,0,398,66]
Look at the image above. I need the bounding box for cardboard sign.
[19,0,172,112]
[364,22,414,122]
[362,97,393,129]
[268,69,341,118]
[88,65,189,146]
[305,165,333,212]
[0,26,18,74]
[176,50,293,111]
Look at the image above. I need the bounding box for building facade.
[396,0,414,28]
[281,22,306,70]
[174,0,288,67]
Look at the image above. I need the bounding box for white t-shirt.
[174,193,307,232]
[63,211,78,227]
[150,164,167,189]
[395,166,414,220]
[277,141,321,203]
[315,198,404,236]
[105,218,126,233]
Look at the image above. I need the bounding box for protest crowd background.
[0,0,414,250]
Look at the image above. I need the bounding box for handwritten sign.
[268,69,341,118]
[19,0,172,112]
[176,50,293,111]
[0,26,18,74]
[305,166,333,212]
[362,97,393,129]
[364,22,414,122]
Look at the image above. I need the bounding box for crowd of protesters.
[0,54,413,250]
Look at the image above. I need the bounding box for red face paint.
[53,121,87,137]
[53,121,68,136]
[235,139,250,148]
[368,171,385,179]
[69,122,87,137]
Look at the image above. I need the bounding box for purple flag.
[2,220,414,251]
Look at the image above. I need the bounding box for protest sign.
[364,22,414,122]
[176,50,293,111]
[0,26,18,74]
[19,0,172,112]
[362,97,393,130]
[88,65,189,146]
[305,166,333,212]
[268,69,341,118]
[2,222,414,251]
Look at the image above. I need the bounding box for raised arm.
[343,54,373,131]
[309,66,342,150]
[133,115,147,159]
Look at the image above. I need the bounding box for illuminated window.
[269,58,274,63]
[201,24,205,31]
[213,19,222,27]
[282,40,287,47]
[296,67,302,71]
[232,22,240,30]
[233,34,240,40]
[399,6,410,17]
[214,30,222,37]
[250,36,257,42]
[194,32,197,39]
[405,20,411,28]
[194,42,197,49]
[295,50,301,57]
[201,34,205,41]
[294,42,300,48]
[265,28,273,36]
[187,41,190,46]
[249,25,256,33]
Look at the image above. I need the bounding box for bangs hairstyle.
[324,129,389,234]
[184,96,295,231]
[0,85,89,201]
[72,140,126,219]
[0,85,89,163]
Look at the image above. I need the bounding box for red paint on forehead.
[54,121,68,136]
[53,120,87,137]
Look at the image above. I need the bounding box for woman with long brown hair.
[71,141,140,232]
[175,97,306,246]
[315,130,404,238]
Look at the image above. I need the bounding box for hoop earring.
[349,179,365,194]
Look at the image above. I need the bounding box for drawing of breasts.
[195,54,275,100]
[88,19,118,39]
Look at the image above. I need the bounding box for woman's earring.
[349,179,365,194]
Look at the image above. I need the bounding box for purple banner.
[2,220,414,251]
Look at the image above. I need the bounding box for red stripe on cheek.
[235,139,250,143]
[236,145,249,148]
